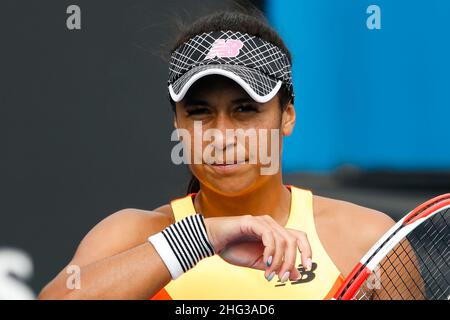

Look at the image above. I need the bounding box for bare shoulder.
[313,195,395,250]
[91,206,175,240]
[70,205,175,267]
[312,195,395,276]
[153,204,175,219]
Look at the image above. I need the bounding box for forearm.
[39,242,171,300]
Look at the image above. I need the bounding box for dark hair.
[168,5,293,194]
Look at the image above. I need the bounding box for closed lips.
[210,160,247,166]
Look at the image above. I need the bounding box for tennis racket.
[334,193,450,300]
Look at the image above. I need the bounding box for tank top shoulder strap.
[285,185,314,231]
[287,185,343,282]
[170,193,197,221]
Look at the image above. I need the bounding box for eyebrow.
[183,96,256,107]
[231,97,256,104]
[183,98,210,107]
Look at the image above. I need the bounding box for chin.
[204,174,258,197]
[192,163,265,196]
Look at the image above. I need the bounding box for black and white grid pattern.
[349,207,450,300]
[168,30,294,100]
[161,214,215,272]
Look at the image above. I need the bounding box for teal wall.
[267,0,450,172]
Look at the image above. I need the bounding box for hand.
[204,215,312,282]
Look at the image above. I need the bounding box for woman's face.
[174,75,295,196]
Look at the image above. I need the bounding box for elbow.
[37,290,57,300]
[37,287,60,300]
[38,284,73,300]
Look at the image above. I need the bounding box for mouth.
[206,160,248,174]
[210,160,247,166]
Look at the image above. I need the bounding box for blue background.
[266,0,450,173]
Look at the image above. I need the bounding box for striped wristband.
[148,214,215,280]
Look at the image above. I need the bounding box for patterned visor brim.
[168,30,294,104]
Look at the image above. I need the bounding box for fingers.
[241,215,312,283]
[288,229,312,272]
[260,230,275,270]
[275,231,299,282]
[282,233,301,281]
[240,215,276,271]
[264,228,285,280]
[258,216,303,282]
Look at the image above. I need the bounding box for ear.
[281,101,295,136]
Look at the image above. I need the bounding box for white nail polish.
[267,271,276,282]
[306,258,312,271]
[281,271,290,283]
[266,256,273,267]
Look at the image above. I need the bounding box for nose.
[210,112,236,151]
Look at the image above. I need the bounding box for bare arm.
[39,209,313,299]
[38,209,174,299]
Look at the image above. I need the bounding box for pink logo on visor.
[204,39,244,60]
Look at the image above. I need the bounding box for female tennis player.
[38,9,395,300]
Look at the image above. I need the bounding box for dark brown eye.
[186,107,210,116]
[235,104,258,113]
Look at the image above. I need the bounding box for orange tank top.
[151,185,344,300]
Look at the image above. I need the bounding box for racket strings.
[373,243,426,299]
[355,208,449,300]
[407,210,450,299]
[405,209,447,298]
[353,240,426,300]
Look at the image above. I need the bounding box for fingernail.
[306,258,312,271]
[280,271,290,283]
[266,271,276,282]
[266,256,273,267]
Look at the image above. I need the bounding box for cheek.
[255,108,283,130]
[251,114,282,159]
[252,130,281,163]
[178,126,204,164]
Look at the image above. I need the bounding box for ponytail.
[187,174,200,194]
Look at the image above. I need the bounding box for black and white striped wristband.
[148,214,215,280]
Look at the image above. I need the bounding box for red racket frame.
[334,194,450,300]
